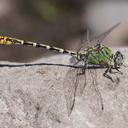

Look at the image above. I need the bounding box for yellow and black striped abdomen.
[0,36,78,57]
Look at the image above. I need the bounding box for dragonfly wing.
[78,22,121,52]
[90,22,121,44]
[77,68,87,95]
[63,67,84,116]
[63,67,78,116]
[77,28,88,52]
[89,69,104,111]
[78,27,94,52]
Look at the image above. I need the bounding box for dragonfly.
[0,23,124,116]
[62,23,124,116]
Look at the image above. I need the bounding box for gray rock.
[0,47,127,128]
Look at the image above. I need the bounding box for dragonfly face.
[114,51,124,67]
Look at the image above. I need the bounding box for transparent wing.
[89,69,104,111]
[77,29,86,52]
[63,26,88,116]
[63,66,87,116]
[63,67,79,116]
[79,22,121,51]
[90,22,120,44]
[77,28,90,52]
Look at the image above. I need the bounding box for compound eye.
[115,51,124,66]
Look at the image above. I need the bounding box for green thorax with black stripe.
[80,44,114,67]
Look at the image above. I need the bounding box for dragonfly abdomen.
[0,36,77,57]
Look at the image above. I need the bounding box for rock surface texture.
[0,47,128,128]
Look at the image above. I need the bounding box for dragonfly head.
[114,51,124,67]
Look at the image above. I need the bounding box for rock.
[0,47,127,128]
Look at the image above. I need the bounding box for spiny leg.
[110,67,123,84]
[107,66,123,75]
[103,66,122,83]
[103,67,114,82]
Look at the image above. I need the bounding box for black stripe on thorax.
[100,46,112,58]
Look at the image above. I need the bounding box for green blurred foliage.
[19,0,86,22]
[37,1,59,22]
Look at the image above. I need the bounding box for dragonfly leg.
[103,67,114,82]
[115,68,123,74]
[108,67,123,75]
[105,67,121,84]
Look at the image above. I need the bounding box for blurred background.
[0,0,128,62]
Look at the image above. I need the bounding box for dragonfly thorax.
[78,44,116,67]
